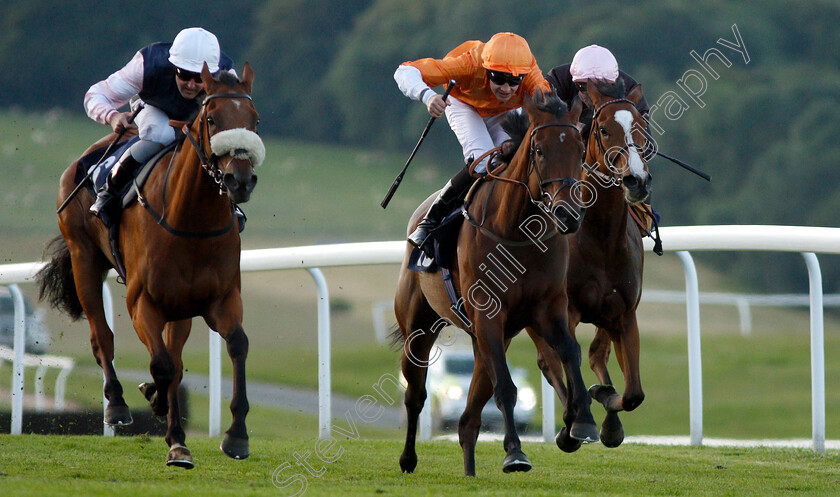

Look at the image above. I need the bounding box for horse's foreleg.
[614,313,644,412]
[536,314,599,445]
[68,244,132,425]
[220,325,250,459]
[458,341,497,476]
[396,316,440,474]
[130,292,172,417]
[588,328,614,387]
[587,326,625,444]
[206,292,250,461]
[163,320,194,468]
[473,319,530,473]
[528,333,581,453]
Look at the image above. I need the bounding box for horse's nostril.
[223,173,238,191]
[623,175,638,189]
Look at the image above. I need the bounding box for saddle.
[75,139,179,281]
[75,137,178,211]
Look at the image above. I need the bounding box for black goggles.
[176,68,203,83]
[486,70,524,87]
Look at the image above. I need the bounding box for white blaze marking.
[559,132,566,142]
[614,110,646,178]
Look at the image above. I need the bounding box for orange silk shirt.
[401,40,550,118]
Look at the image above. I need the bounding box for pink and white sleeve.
[83,51,144,125]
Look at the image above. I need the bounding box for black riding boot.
[408,164,475,253]
[89,154,142,219]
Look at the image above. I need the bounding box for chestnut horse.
[36,64,262,468]
[566,80,652,449]
[392,91,598,476]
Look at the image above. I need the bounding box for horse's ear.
[627,83,644,106]
[200,63,215,90]
[585,81,604,107]
[241,62,254,94]
[567,95,583,124]
[523,90,538,121]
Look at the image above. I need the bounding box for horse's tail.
[36,236,84,320]
[387,323,406,351]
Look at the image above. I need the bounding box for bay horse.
[392,91,598,476]
[565,79,652,449]
[36,63,262,468]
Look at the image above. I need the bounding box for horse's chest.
[575,268,640,323]
[144,258,234,303]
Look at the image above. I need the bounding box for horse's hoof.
[589,384,621,410]
[138,382,167,416]
[166,444,194,469]
[220,434,250,460]
[399,452,417,473]
[600,411,625,448]
[555,427,582,453]
[570,421,600,443]
[138,382,156,401]
[502,450,532,473]
[104,404,133,425]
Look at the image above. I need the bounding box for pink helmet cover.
[570,45,619,82]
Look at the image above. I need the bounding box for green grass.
[0,435,838,496]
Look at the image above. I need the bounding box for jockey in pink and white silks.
[84,27,242,220]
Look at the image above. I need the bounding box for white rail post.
[35,364,48,411]
[102,282,115,437]
[802,252,825,453]
[208,330,222,437]
[541,376,555,443]
[307,268,332,439]
[676,251,703,446]
[735,297,752,337]
[9,284,26,435]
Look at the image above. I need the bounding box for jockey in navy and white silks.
[84,27,235,219]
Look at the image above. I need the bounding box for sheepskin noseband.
[210,128,266,167]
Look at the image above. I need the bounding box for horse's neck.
[165,145,230,223]
[485,157,538,237]
[582,158,629,240]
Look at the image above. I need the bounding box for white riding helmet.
[168,27,221,73]
[570,45,619,82]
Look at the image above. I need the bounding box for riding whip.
[654,150,711,182]
[381,80,456,209]
[57,104,143,214]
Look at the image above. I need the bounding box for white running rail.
[2,225,838,452]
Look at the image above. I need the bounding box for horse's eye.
[207,116,216,126]
[535,146,543,157]
[599,127,608,136]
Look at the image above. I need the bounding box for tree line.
[2,0,839,291]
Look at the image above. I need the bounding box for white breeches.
[444,97,512,173]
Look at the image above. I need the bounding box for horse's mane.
[217,70,241,88]
[501,91,570,159]
[591,78,626,99]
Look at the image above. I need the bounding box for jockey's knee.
[138,123,176,149]
[127,138,167,163]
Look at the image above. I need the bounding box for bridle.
[588,98,646,185]
[136,91,254,238]
[484,121,582,212]
[463,120,583,243]
[183,92,255,195]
